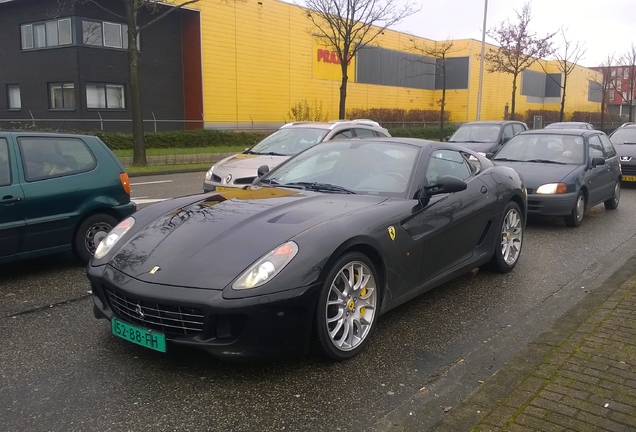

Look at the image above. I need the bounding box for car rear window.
[18,137,97,182]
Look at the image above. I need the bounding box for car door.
[585,134,613,206]
[17,135,97,253]
[0,135,25,259]
[417,149,496,283]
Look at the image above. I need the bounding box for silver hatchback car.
[203,120,390,192]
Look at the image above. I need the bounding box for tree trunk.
[510,73,518,118]
[127,1,147,166]
[338,62,348,119]
[440,63,446,141]
[559,73,567,122]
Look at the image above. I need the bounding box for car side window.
[353,128,376,138]
[331,129,354,140]
[512,124,524,135]
[502,125,514,141]
[588,135,605,160]
[425,149,472,185]
[0,139,11,186]
[19,137,97,182]
[599,134,617,157]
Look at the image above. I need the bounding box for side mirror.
[423,175,468,197]
[444,136,451,142]
[591,157,605,167]
[485,152,495,159]
[257,165,270,177]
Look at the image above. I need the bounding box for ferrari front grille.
[105,286,205,336]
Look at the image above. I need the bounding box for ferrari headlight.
[94,217,135,259]
[536,183,567,194]
[205,165,215,181]
[233,241,299,290]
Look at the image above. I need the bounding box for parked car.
[447,120,528,158]
[89,138,526,361]
[202,119,390,192]
[493,130,621,227]
[0,131,136,264]
[544,122,594,130]
[609,124,636,182]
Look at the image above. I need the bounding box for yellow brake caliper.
[356,271,367,316]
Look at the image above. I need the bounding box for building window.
[7,85,21,110]
[86,84,125,109]
[21,18,72,50]
[49,83,75,110]
[82,20,136,50]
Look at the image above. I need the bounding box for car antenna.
[55,119,66,132]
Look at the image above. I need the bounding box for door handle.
[480,186,488,194]
[1,196,21,204]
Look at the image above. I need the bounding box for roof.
[519,129,596,137]
[280,119,384,130]
[463,120,526,126]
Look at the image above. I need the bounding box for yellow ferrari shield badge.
[149,266,161,275]
[388,226,396,241]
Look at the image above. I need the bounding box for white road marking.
[131,180,174,186]
[132,198,169,204]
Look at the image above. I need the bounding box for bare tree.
[303,0,417,119]
[484,1,555,118]
[590,54,615,130]
[549,28,586,121]
[409,38,462,139]
[612,44,636,122]
[63,0,199,166]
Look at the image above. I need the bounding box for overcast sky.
[391,0,635,67]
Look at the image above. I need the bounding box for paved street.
[2,173,636,431]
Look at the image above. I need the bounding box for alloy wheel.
[325,261,377,352]
[501,208,523,266]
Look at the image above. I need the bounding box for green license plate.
[111,318,166,353]
[623,175,636,182]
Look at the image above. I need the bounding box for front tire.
[74,213,118,264]
[604,181,620,210]
[313,252,379,361]
[564,191,585,227]
[489,201,523,273]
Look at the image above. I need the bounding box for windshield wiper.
[284,182,356,194]
[259,178,280,186]
[493,157,524,162]
[526,159,567,165]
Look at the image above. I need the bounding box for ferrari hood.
[109,187,386,289]
[494,161,578,189]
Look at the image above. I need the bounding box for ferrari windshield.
[449,124,500,143]
[258,140,420,196]
[494,134,585,165]
[609,128,636,145]
[249,128,329,155]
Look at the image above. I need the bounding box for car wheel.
[313,252,379,361]
[564,191,585,227]
[604,181,620,210]
[73,214,118,264]
[489,201,523,273]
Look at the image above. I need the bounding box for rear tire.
[489,201,523,273]
[313,252,379,361]
[604,181,620,210]
[564,191,585,227]
[73,213,118,264]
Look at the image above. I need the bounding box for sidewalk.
[433,255,636,431]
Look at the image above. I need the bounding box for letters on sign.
[317,49,352,65]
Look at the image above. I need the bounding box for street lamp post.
[476,0,488,121]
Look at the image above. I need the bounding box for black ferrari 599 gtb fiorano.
[87,138,527,361]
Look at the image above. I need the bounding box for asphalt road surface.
[2,172,636,431]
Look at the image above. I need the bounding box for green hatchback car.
[0,131,136,264]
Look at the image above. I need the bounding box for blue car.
[493,129,621,227]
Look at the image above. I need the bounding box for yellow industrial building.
[192,0,601,128]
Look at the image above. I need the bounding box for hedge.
[91,124,458,150]
[93,129,269,150]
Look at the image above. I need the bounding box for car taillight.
[119,172,131,194]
